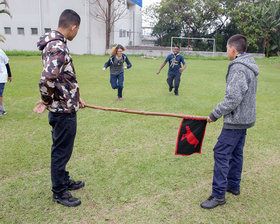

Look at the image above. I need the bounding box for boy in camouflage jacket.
[34,9,85,207]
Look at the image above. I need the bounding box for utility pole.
[188,15,190,51]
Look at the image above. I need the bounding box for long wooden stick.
[85,104,208,120]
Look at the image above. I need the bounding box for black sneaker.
[53,191,81,207]
[169,86,173,92]
[227,188,240,195]
[200,196,226,209]
[67,179,85,191]
[174,92,178,96]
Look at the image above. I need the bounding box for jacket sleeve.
[124,54,132,69]
[39,48,65,106]
[210,69,248,121]
[5,63,12,77]
[104,57,112,68]
[181,55,186,65]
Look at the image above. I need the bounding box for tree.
[149,0,280,55]
[254,0,280,56]
[230,0,280,56]
[0,0,11,42]
[150,0,232,47]
[150,0,184,46]
[88,0,127,49]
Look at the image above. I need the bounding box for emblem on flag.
[175,118,207,156]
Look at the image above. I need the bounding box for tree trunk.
[263,17,267,57]
[105,1,112,49]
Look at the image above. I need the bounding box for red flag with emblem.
[175,118,207,156]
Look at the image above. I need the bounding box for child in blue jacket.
[103,44,132,100]
[156,46,186,95]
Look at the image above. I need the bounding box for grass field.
[0,55,279,223]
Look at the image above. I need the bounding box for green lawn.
[0,55,279,223]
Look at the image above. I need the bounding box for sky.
[142,0,161,27]
[142,0,161,8]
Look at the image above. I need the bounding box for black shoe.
[169,86,173,92]
[200,196,226,209]
[227,188,240,195]
[67,179,85,191]
[53,191,81,207]
[174,92,178,96]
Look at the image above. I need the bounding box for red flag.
[175,118,207,156]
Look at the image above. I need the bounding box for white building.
[0,0,142,55]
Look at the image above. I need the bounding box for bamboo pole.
[85,104,208,120]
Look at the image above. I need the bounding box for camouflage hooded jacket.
[37,31,80,113]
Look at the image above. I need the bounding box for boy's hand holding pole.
[207,116,214,123]
[79,98,85,108]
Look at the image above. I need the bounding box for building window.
[118,0,126,4]
[119,29,126,38]
[44,28,51,33]
[17,27,25,35]
[4,27,11,34]
[31,28,38,35]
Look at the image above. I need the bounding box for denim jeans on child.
[211,128,247,199]
[110,72,124,98]
[0,83,5,97]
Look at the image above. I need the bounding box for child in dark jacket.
[156,45,186,95]
[200,34,259,209]
[34,9,85,207]
[103,44,132,100]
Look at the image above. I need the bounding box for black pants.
[166,73,181,94]
[48,112,77,194]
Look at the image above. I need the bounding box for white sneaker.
[0,111,7,116]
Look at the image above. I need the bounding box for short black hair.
[227,34,247,52]
[58,9,81,29]
[174,45,180,49]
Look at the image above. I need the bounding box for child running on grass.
[0,48,12,116]
[103,44,132,100]
[200,34,259,209]
[156,45,186,95]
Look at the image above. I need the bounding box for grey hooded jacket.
[209,53,259,129]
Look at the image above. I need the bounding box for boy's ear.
[71,25,77,31]
[232,45,238,54]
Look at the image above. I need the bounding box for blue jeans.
[211,128,247,199]
[48,112,77,194]
[0,83,5,97]
[110,72,124,98]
